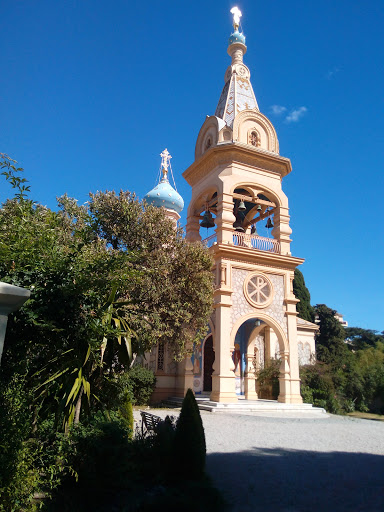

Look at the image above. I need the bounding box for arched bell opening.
[231,313,290,402]
[232,187,277,239]
[196,191,218,244]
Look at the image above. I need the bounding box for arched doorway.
[230,313,290,402]
[203,335,215,392]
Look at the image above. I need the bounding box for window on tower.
[157,342,165,371]
[249,131,260,147]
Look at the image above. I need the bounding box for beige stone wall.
[230,267,287,334]
[297,330,316,365]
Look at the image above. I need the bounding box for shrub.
[0,372,41,511]
[127,365,156,405]
[173,389,206,480]
[256,358,281,399]
[118,396,134,438]
[300,384,314,404]
[46,412,134,510]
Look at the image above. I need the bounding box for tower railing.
[233,232,280,253]
[201,232,280,253]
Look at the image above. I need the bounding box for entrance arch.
[230,312,288,353]
[230,313,290,402]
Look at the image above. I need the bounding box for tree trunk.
[74,387,84,424]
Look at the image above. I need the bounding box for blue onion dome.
[229,30,246,46]
[144,177,184,214]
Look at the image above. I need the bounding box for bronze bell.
[233,211,245,231]
[256,204,262,212]
[265,218,274,229]
[238,199,246,211]
[233,218,241,229]
[251,224,258,235]
[200,210,215,229]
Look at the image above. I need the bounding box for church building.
[144,8,318,404]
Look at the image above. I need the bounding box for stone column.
[284,271,303,404]
[278,351,291,403]
[210,302,238,403]
[244,351,258,400]
[0,282,31,365]
[215,192,236,245]
[185,214,201,242]
[286,303,303,404]
[271,206,292,256]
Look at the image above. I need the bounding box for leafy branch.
[0,153,30,201]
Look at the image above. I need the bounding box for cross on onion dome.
[160,148,172,180]
[248,276,270,304]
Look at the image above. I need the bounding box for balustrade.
[233,232,280,253]
[201,232,280,253]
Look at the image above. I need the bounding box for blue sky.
[1,0,383,331]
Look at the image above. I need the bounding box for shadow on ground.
[207,448,384,512]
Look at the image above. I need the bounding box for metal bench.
[140,410,162,435]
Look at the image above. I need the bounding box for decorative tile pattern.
[231,268,287,335]
[224,78,235,127]
[236,77,258,113]
[215,80,230,119]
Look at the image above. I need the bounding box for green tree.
[174,389,206,480]
[292,268,314,322]
[0,157,213,431]
[314,304,348,364]
[345,327,384,350]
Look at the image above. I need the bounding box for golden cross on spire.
[230,6,242,31]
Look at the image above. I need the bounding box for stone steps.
[162,396,327,416]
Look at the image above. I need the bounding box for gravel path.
[134,409,384,511]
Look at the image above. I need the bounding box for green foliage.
[0,153,30,200]
[300,362,342,412]
[126,365,156,405]
[174,389,206,480]
[292,269,314,322]
[118,397,134,438]
[255,358,280,399]
[47,413,221,512]
[314,304,348,364]
[0,162,213,431]
[0,157,217,508]
[345,327,384,350]
[301,342,384,414]
[0,373,39,510]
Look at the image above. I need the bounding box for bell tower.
[183,8,304,404]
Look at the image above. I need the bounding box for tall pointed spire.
[215,7,259,128]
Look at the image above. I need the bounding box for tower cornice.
[183,142,292,187]
[209,243,304,270]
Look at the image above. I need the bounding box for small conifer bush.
[119,397,134,439]
[174,388,206,480]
